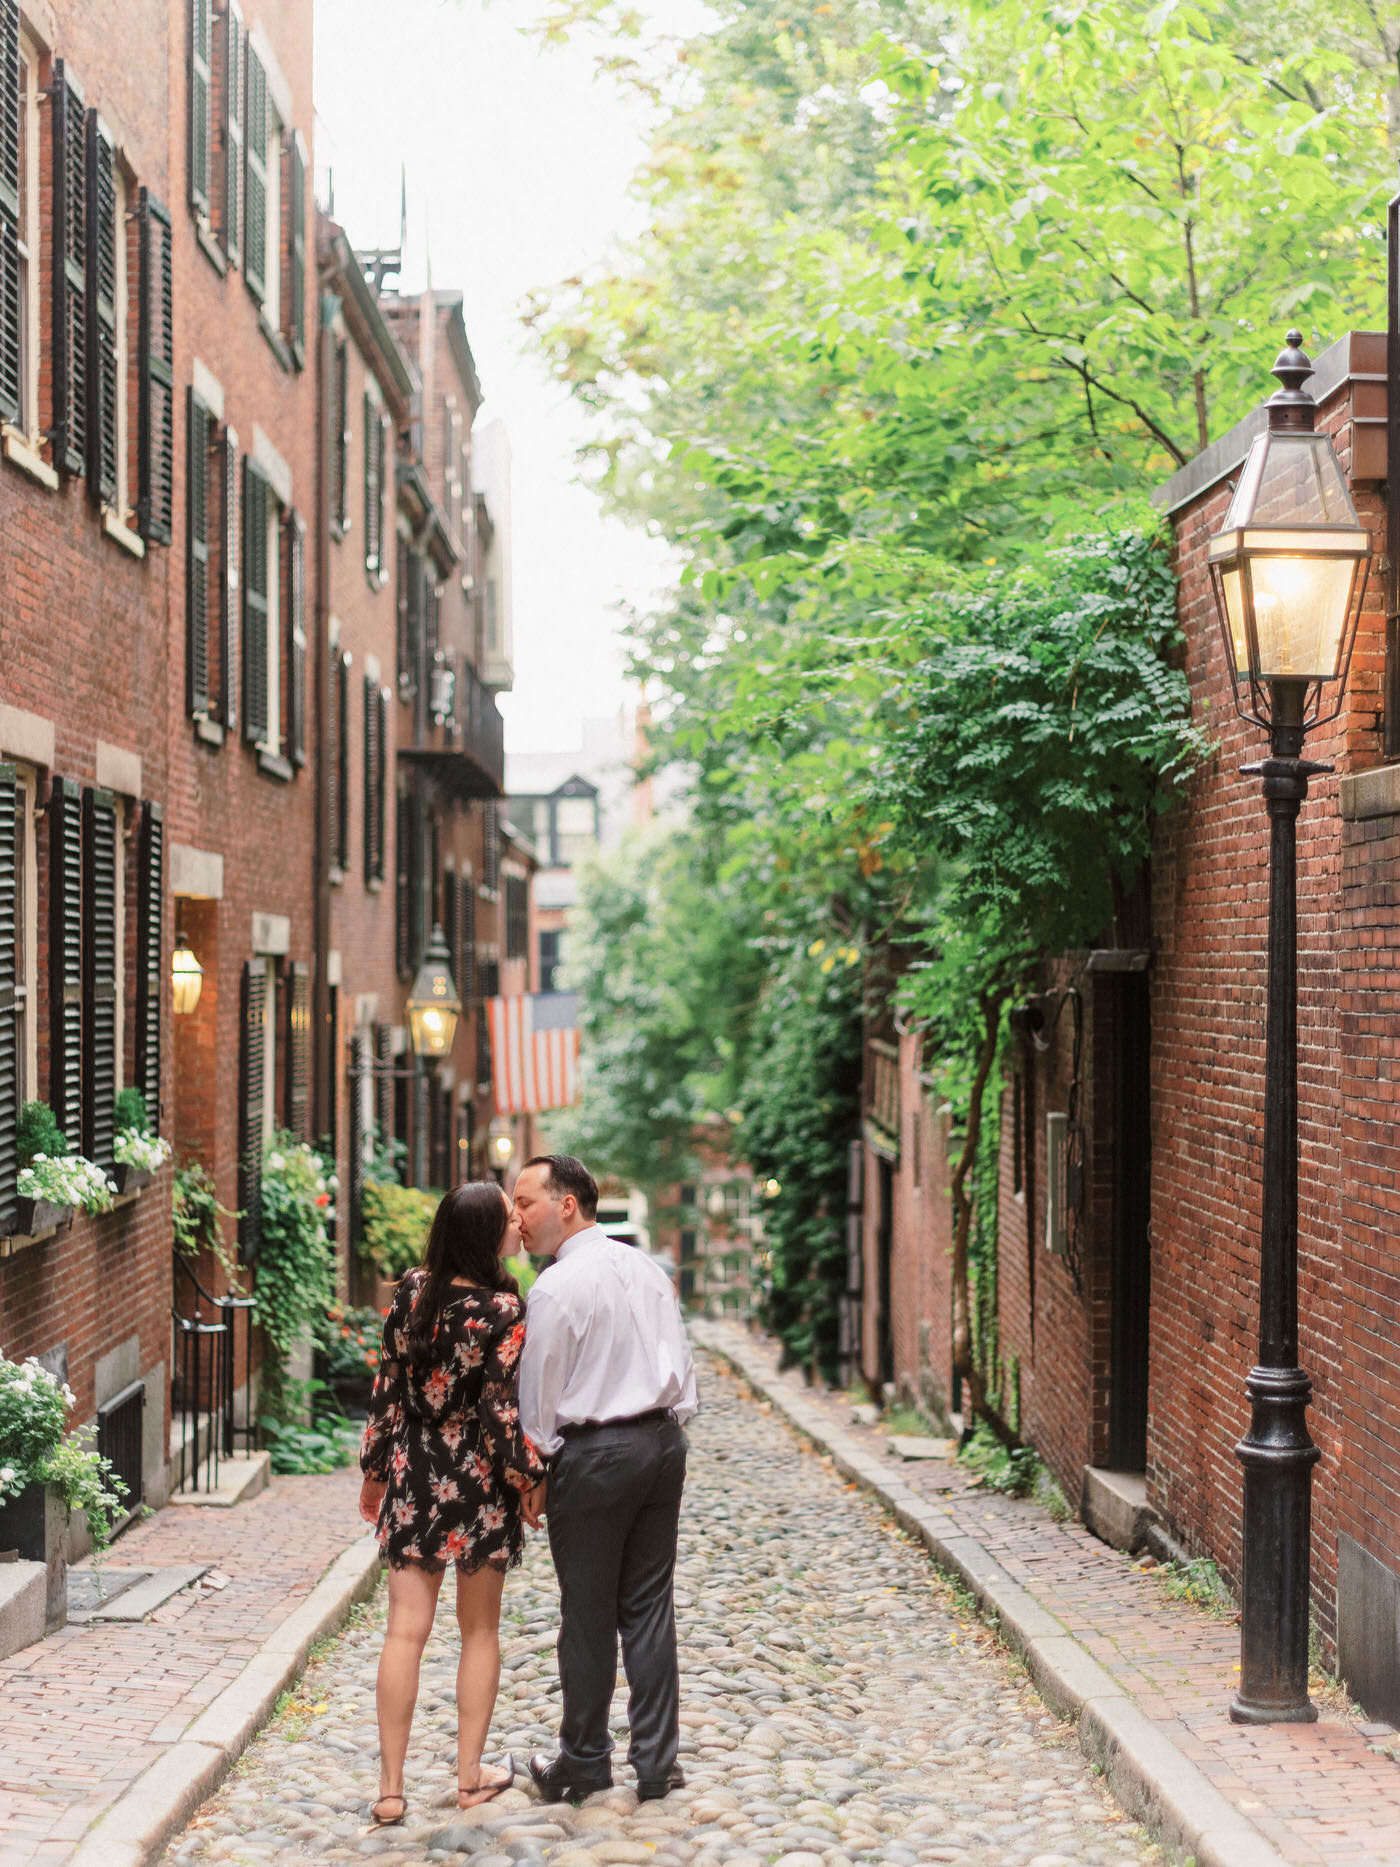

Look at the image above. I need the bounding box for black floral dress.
[359,1271,545,1574]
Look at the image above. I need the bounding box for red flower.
[316,1193,330,1207]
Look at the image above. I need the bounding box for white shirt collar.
[555,1223,606,1263]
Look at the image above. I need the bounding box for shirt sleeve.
[479,1310,547,1494]
[359,1281,410,1480]
[517,1283,572,1458]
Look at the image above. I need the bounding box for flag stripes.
[487,993,580,1114]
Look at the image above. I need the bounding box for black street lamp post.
[1206,332,1371,1723]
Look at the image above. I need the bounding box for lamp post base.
[1232,1362,1320,1724]
[1229,1694,1318,1726]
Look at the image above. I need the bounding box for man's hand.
[359,1476,386,1525]
[521,1479,547,1529]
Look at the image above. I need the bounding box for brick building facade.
[0,0,519,1540]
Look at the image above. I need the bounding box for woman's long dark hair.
[404,1181,519,1361]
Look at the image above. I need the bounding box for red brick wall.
[1155,353,1384,1653]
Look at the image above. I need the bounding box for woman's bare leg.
[455,1563,507,1801]
[376,1562,445,1808]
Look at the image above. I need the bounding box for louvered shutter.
[0,0,20,428]
[221,425,239,727]
[458,875,475,1018]
[373,1020,393,1152]
[376,688,389,879]
[288,130,306,367]
[137,189,174,543]
[188,0,211,218]
[0,764,18,1232]
[82,789,117,1173]
[348,1028,366,1251]
[286,961,310,1141]
[404,548,422,705]
[364,391,380,578]
[333,649,351,873]
[243,37,267,302]
[186,389,211,717]
[238,962,264,1258]
[223,2,243,264]
[287,509,307,765]
[395,791,413,978]
[443,868,458,999]
[362,673,379,883]
[484,799,500,892]
[84,112,117,505]
[49,777,83,1145]
[379,412,391,581]
[51,63,86,478]
[332,339,348,529]
[395,532,409,692]
[135,803,163,1133]
[242,456,269,745]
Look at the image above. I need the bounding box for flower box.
[112,1163,155,1196]
[12,1196,76,1238]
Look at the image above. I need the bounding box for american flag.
[487,992,581,1115]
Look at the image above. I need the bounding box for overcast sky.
[314,0,691,756]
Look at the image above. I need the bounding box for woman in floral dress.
[358,1181,545,1827]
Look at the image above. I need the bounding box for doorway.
[1108,973,1151,1470]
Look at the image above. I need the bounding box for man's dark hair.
[525,1153,599,1221]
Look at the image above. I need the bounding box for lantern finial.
[1269,331,1316,429]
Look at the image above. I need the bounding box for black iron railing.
[458,660,504,790]
[171,1255,257,1493]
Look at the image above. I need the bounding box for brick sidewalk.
[705,1322,1400,1867]
[0,1466,369,1867]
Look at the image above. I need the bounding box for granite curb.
[66,1532,383,1867]
[693,1321,1290,1867]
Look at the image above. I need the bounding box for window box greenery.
[112,1089,172,1194]
[14,1102,116,1227]
[12,1195,77,1239]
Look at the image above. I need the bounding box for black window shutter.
[188,0,211,218]
[332,339,348,529]
[221,424,239,728]
[286,961,310,1142]
[484,799,500,893]
[405,549,422,705]
[458,875,475,1019]
[238,961,264,1258]
[287,509,307,765]
[135,802,163,1134]
[364,390,380,578]
[443,867,458,996]
[0,0,21,428]
[379,412,391,581]
[243,37,267,302]
[49,776,83,1145]
[223,1,243,264]
[51,62,86,479]
[84,112,117,506]
[334,649,351,873]
[82,788,117,1173]
[0,762,18,1232]
[288,130,306,367]
[395,790,413,978]
[375,687,388,880]
[373,1020,393,1151]
[242,456,269,744]
[362,673,379,884]
[186,388,211,717]
[137,188,174,543]
[348,1028,366,1252]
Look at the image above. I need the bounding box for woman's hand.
[521,1479,547,1530]
[359,1476,387,1525]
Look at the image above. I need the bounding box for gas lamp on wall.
[1204,331,1372,1729]
[405,925,462,1059]
[491,1131,514,1168]
[170,934,204,1016]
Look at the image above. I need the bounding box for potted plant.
[13,1103,114,1236]
[0,1354,128,1627]
[112,1088,173,1193]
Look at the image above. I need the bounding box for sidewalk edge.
[694,1321,1292,1867]
[67,1532,383,1867]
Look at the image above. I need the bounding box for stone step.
[0,1557,47,1661]
[82,1562,210,1621]
[167,1450,271,1509]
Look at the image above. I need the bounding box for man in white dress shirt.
[514,1154,698,1804]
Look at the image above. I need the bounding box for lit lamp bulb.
[763,1178,781,1199]
[171,938,204,1016]
[492,1133,514,1164]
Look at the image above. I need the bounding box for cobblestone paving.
[159,1355,1162,1867]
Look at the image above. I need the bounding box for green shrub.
[256,1136,336,1423]
[18,1102,68,1167]
[113,1087,150,1136]
[359,1179,437,1281]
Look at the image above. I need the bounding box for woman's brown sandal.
[370,1793,407,1826]
[458,1752,516,1809]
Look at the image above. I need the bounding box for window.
[505,874,528,961]
[555,795,597,867]
[0,27,40,437]
[539,928,562,994]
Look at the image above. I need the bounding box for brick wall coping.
[1154,330,1384,516]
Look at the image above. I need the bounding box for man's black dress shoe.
[527,1752,612,1803]
[636,1766,686,1802]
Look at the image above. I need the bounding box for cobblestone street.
[160,1354,1160,1867]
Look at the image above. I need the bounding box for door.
[877,1157,895,1391]
[1108,973,1151,1469]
